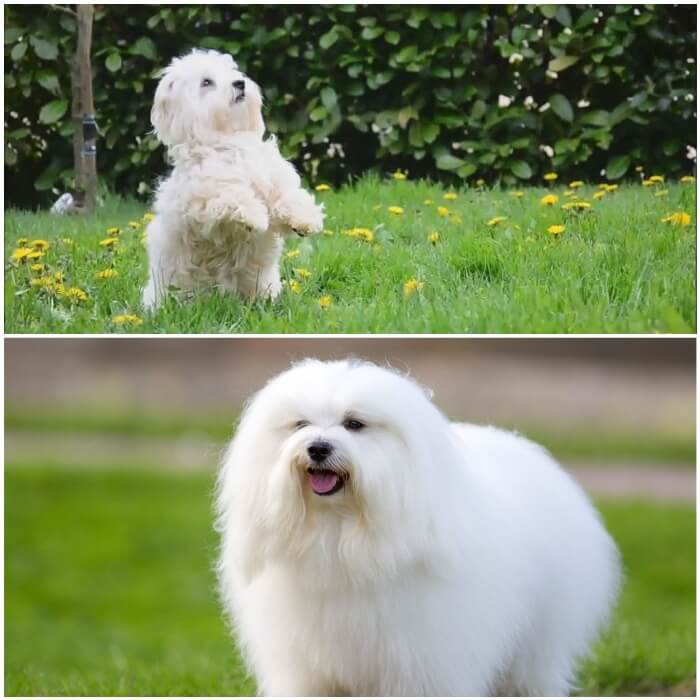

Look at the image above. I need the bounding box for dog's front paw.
[288,202,325,237]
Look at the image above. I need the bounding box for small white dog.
[143,50,324,309]
[216,359,621,697]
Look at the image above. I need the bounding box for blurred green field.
[5,466,695,696]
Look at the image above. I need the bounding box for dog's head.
[217,359,461,588]
[151,49,265,147]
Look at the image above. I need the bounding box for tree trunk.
[71,4,96,213]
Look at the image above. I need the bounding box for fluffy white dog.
[143,50,324,309]
[216,360,621,697]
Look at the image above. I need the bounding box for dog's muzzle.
[306,441,347,496]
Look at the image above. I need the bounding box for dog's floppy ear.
[245,80,266,138]
[151,77,179,146]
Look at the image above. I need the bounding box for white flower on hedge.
[509,53,523,64]
[537,28,544,38]
[539,102,551,113]
[577,99,590,108]
[524,96,535,110]
[685,93,694,102]
[687,145,697,162]
[688,58,695,64]
[600,169,606,176]
[546,70,558,80]
[563,27,572,35]
[498,94,512,108]
[539,144,554,158]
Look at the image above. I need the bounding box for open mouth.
[307,468,346,496]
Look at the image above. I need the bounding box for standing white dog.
[143,50,324,309]
[217,359,621,696]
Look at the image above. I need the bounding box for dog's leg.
[269,188,324,237]
[190,184,270,235]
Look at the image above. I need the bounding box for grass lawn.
[5,466,695,696]
[4,177,696,333]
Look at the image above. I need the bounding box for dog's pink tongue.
[309,470,339,494]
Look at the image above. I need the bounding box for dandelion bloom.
[345,227,374,242]
[487,216,507,227]
[61,286,88,302]
[16,237,29,245]
[403,278,424,297]
[424,199,434,205]
[289,280,302,294]
[654,190,669,198]
[128,220,142,229]
[593,191,606,200]
[387,206,404,215]
[96,268,119,279]
[113,314,144,326]
[681,176,695,184]
[143,212,155,222]
[661,212,692,226]
[31,239,50,251]
[392,170,407,180]
[562,201,592,211]
[603,184,618,192]
[315,184,331,192]
[30,263,46,272]
[11,247,34,263]
[648,175,664,184]
[30,275,56,289]
[61,238,74,246]
[322,229,334,236]
[642,179,655,187]
[540,194,558,206]
[27,251,44,261]
[54,271,64,282]
[318,295,332,310]
[294,267,312,279]
[569,181,584,189]
[564,190,574,197]
[511,191,524,198]
[544,172,558,182]
[427,232,440,245]
[100,237,119,248]
[547,225,565,236]
[437,206,450,217]
[106,227,121,235]
[285,248,300,259]
[443,192,458,201]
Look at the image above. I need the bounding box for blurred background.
[5,338,696,696]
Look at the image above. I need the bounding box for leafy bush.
[5,4,697,207]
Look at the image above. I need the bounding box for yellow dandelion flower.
[564,190,574,197]
[345,227,375,242]
[106,227,121,236]
[547,225,565,236]
[681,175,695,184]
[540,194,559,206]
[128,220,142,229]
[294,267,312,279]
[661,212,692,226]
[392,170,407,180]
[648,175,664,184]
[16,237,29,245]
[544,172,558,181]
[562,201,592,210]
[487,216,507,227]
[593,191,606,200]
[30,275,55,289]
[387,206,404,215]
[31,239,50,251]
[315,184,331,192]
[319,295,332,310]
[569,181,584,189]
[27,251,45,260]
[11,247,34,263]
[443,192,458,201]
[54,272,64,282]
[61,286,88,302]
[511,191,524,198]
[113,314,144,326]
[322,228,334,236]
[30,263,45,272]
[449,215,462,225]
[427,231,440,245]
[654,190,669,198]
[403,278,424,297]
[285,248,300,259]
[96,268,119,279]
[424,199,434,205]
[604,184,618,192]
[100,237,119,248]
[642,179,655,187]
[61,238,74,246]
[289,280,302,294]
[437,206,450,217]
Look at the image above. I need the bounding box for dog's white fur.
[216,359,621,697]
[143,50,323,309]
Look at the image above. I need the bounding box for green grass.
[5,466,695,696]
[5,404,695,464]
[5,177,696,333]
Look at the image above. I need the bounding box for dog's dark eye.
[343,418,365,432]
[201,78,214,88]
[294,420,310,431]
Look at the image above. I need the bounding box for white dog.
[143,50,324,309]
[216,359,621,696]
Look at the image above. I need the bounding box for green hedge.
[5,4,697,208]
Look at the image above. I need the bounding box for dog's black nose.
[232,80,245,92]
[307,441,333,463]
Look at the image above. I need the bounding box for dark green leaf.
[30,36,58,60]
[319,29,339,49]
[550,94,574,123]
[510,160,533,179]
[435,152,466,170]
[39,99,68,124]
[106,52,122,73]
[606,154,631,180]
